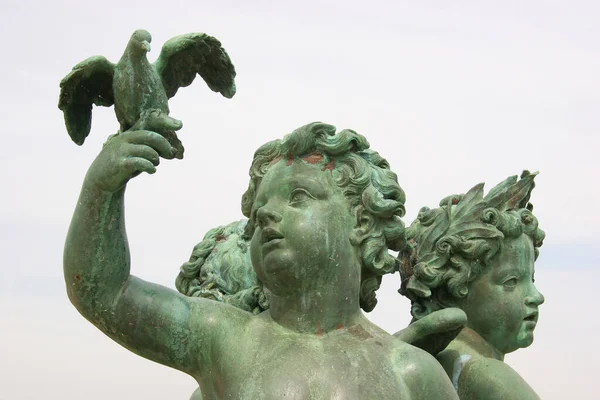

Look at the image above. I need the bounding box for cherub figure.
[64,120,457,399]
[398,172,545,399]
[178,219,466,400]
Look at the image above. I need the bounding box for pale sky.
[1,0,599,399]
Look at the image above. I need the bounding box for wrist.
[79,179,126,206]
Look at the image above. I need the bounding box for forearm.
[61,128,231,374]
[63,178,199,370]
[64,179,130,325]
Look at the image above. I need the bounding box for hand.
[85,130,176,193]
[130,109,185,159]
[84,111,182,192]
[394,308,467,356]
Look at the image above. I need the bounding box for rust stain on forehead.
[302,152,324,164]
[286,152,294,166]
[268,155,282,168]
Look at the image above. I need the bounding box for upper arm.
[458,358,541,400]
[99,276,250,375]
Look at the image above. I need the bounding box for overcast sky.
[1,0,598,399]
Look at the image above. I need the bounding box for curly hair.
[398,171,544,319]
[241,122,406,312]
[175,220,268,314]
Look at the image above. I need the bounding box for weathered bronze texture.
[178,219,466,398]
[62,29,545,400]
[58,29,236,158]
[399,172,544,399]
[63,112,458,397]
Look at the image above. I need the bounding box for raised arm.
[63,120,243,374]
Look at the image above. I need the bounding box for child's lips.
[261,228,284,244]
[523,311,539,324]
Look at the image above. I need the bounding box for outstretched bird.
[58,29,236,158]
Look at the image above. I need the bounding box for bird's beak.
[141,41,151,52]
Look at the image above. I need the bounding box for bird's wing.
[58,56,115,145]
[154,33,236,99]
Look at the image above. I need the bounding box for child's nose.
[525,285,545,306]
[256,204,283,228]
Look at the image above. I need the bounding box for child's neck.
[267,283,364,334]
[456,327,505,361]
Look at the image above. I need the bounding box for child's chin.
[516,331,535,349]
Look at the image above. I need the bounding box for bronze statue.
[178,219,466,399]
[399,171,545,399]
[61,29,546,399]
[58,29,236,158]
[63,114,458,397]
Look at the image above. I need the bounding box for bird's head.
[130,29,152,53]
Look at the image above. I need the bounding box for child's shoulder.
[458,357,540,400]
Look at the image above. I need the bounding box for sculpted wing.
[154,33,236,99]
[58,56,115,145]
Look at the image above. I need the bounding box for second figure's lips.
[262,227,284,244]
[524,311,539,322]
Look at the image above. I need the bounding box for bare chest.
[200,326,409,399]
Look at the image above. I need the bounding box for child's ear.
[350,206,375,246]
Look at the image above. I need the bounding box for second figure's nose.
[256,205,283,228]
[525,286,545,306]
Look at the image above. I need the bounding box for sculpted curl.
[176,220,268,313]
[399,171,544,319]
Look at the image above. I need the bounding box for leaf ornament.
[483,170,538,211]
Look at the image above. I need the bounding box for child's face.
[458,235,545,355]
[248,158,359,295]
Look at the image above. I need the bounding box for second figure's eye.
[503,277,518,289]
[289,188,316,204]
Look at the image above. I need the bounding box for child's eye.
[502,277,518,289]
[289,188,315,204]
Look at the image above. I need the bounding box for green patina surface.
[399,172,545,399]
[63,118,458,398]
[59,29,236,158]
[61,30,543,400]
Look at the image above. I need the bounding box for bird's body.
[113,30,170,131]
[59,29,236,158]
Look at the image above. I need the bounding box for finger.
[128,144,160,166]
[394,308,467,342]
[412,308,467,335]
[141,110,183,132]
[155,115,183,131]
[125,130,175,159]
[124,157,157,175]
[426,308,467,332]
